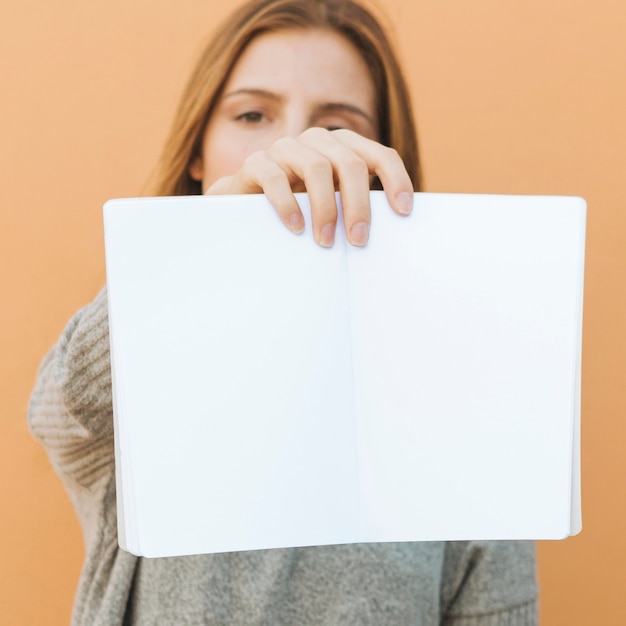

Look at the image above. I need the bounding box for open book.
[104,191,585,558]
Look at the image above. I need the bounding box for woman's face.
[189,28,378,191]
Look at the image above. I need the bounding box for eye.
[316,117,351,132]
[235,111,266,124]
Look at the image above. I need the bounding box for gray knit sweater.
[29,288,538,626]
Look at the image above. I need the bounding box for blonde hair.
[148,0,421,196]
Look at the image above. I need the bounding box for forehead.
[223,28,375,103]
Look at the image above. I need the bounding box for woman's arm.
[441,540,538,625]
[28,287,114,490]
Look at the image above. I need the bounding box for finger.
[206,152,305,234]
[329,129,414,217]
[268,136,338,247]
[297,128,372,247]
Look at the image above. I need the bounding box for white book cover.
[103,191,586,558]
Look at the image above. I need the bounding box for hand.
[204,128,414,247]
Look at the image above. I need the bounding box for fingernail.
[395,192,413,215]
[319,223,335,247]
[350,221,370,247]
[289,212,305,233]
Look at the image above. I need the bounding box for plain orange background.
[2,0,625,623]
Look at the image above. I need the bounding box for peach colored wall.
[1,0,624,623]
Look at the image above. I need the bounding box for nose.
[280,108,311,140]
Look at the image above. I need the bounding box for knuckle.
[271,136,297,153]
[259,165,288,189]
[242,150,267,170]
[330,128,355,140]
[242,152,287,188]
[303,154,332,178]
[341,155,368,177]
[381,145,401,162]
[301,126,328,141]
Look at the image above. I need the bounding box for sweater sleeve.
[29,288,142,626]
[440,540,538,625]
[28,287,114,490]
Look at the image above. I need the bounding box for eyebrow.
[222,88,376,126]
[222,88,281,102]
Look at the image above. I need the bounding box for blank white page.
[105,194,359,557]
[347,192,585,540]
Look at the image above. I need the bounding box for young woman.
[29,1,538,624]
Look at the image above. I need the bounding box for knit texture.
[29,288,539,626]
